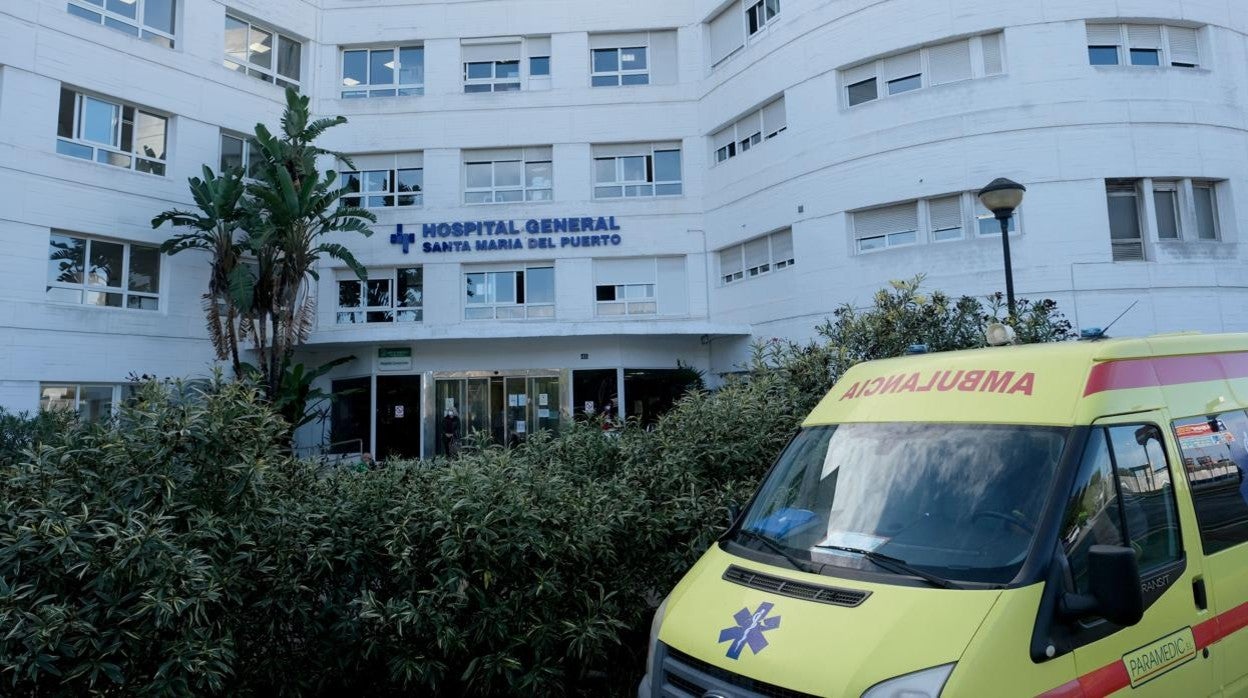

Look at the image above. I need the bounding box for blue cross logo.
[718,602,781,660]
[390,224,415,254]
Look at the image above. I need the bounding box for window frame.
[712,97,786,165]
[593,145,683,199]
[219,130,259,179]
[66,0,177,48]
[39,383,130,422]
[341,165,424,209]
[1106,180,1146,261]
[340,45,425,99]
[1085,23,1202,69]
[56,88,168,176]
[591,45,650,87]
[842,33,1004,108]
[1192,181,1220,241]
[335,267,424,325]
[719,229,795,285]
[223,13,302,90]
[463,153,552,204]
[463,266,556,320]
[1172,411,1248,555]
[745,0,780,38]
[46,232,162,311]
[463,58,522,92]
[595,283,657,316]
[851,193,1020,254]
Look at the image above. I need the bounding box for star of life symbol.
[390,223,415,254]
[718,602,781,660]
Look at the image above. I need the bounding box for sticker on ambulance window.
[1121,627,1197,688]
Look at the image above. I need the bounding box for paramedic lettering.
[838,370,1036,401]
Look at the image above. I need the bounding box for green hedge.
[0,279,1073,695]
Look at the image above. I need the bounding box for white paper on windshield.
[817,531,888,552]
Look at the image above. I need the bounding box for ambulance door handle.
[1193,577,1207,611]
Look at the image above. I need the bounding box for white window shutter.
[928,196,964,231]
[770,229,793,261]
[595,258,657,286]
[1168,26,1199,65]
[981,32,1004,75]
[526,37,551,56]
[1127,24,1163,49]
[709,5,745,66]
[882,50,921,82]
[462,42,521,63]
[841,61,876,87]
[762,98,787,135]
[712,125,735,151]
[855,202,919,239]
[719,246,743,276]
[928,39,973,85]
[735,111,762,137]
[743,237,770,269]
[1086,24,1122,47]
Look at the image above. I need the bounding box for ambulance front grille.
[662,645,820,698]
[722,565,870,607]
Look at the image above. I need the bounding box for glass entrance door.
[375,375,421,460]
[505,377,528,446]
[434,379,466,456]
[464,378,491,445]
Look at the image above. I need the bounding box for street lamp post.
[977,178,1026,319]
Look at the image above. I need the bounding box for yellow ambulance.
[640,333,1248,697]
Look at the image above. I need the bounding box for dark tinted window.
[1061,425,1182,593]
[1173,411,1248,554]
[1088,46,1120,65]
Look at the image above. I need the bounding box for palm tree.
[152,166,248,374]
[242,88,375,398]
[154,88,374,407]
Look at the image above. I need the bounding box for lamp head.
[978,178,1026,219]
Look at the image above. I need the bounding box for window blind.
[1168,26,1199,65]
[709,5,745,65]
[761,98,787,135]
[855,202,918,239]
[928,196,964,231]
[770,229,793,261]
[982,32,1004,75]
[928,39,973,85]
[1086,24,1122,46]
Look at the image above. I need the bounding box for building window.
[851,193,1016,253]
[530,55,550,76]
[40,383,127,422]
[746,0,780,36]
[463,148,552,204]
[67,0,176,48]
[462,39,536,92]
[341,153,424,208]
[1153,181,1181,240]
[708,0,779,67]
[712,97,787,164]
[336,268,423,324]
[593,144,682,198]
[842,32,1004,107]
[1086,24,1201,68]
[465,266,555,320]
[341,46,424,98]
[223,14,301,89]
[1194,182,1219,240]
[46,232,161,310]
[596,284,656,315]
[56,88,167,175]
[720,229,794,284]
[592,46,648,86]
[219,131,260,178]
[1106,180,1144,261]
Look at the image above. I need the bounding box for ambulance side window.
[1173,410,1248,554]
[1061,429,1124,595]
[1060,425,1182,595]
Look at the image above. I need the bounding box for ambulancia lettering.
[839,370,1036,401]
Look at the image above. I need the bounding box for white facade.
[3,0,1247,457]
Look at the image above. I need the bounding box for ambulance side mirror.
[1062,545,1144,627]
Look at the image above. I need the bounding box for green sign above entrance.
[378,347,413,371]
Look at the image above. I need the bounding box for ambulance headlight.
[861,663,955,698]
[643,595,671,679]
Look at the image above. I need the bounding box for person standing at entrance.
[442,407,461,457]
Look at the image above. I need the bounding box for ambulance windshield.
[733,423,1069,586]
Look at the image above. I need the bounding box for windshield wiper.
[812,545,963,590]
[735,529,822,575]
